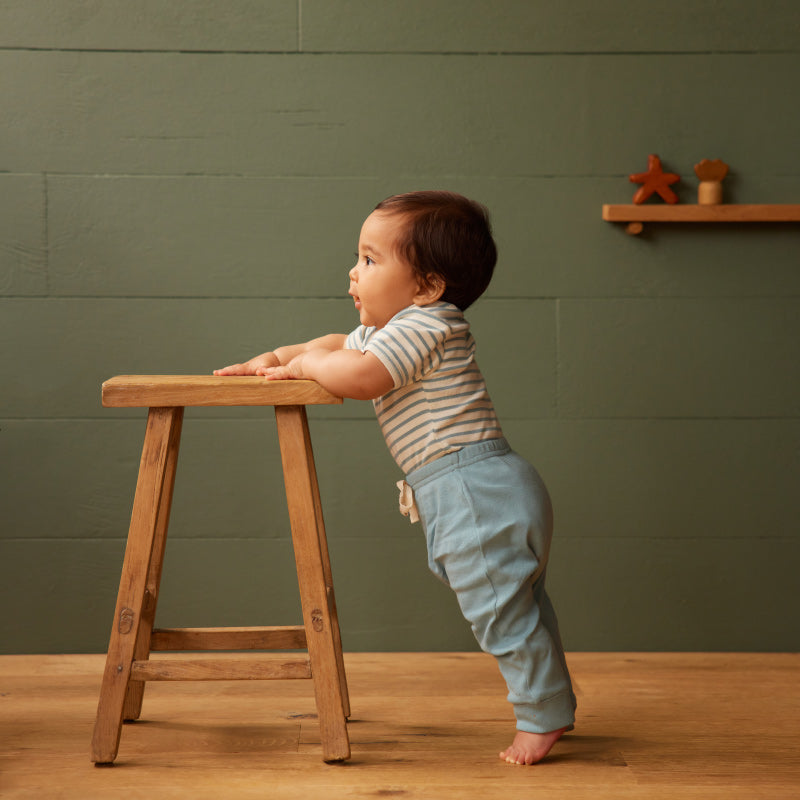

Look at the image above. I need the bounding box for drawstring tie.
[396,480,420,523]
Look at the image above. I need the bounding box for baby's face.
[348,211,422,329]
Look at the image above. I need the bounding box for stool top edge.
[102,375,343,407]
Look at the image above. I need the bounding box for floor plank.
[1,652,798,799]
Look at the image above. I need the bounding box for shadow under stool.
[91,375,350,764]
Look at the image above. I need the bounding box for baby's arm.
[213,334,348,376]
[263,348,393,401]
[214,334,392,400]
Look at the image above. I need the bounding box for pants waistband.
[405,437,511,490]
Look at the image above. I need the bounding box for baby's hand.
[259,354,306,381]
[213,363,255,376]
[259,366,294,380]
[213,352,280,376]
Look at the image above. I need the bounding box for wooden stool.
[91,375,350,764]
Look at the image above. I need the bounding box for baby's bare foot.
[499,727,567,765]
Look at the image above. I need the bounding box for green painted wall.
[1,1,798,654]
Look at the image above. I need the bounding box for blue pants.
[406,438,577,734]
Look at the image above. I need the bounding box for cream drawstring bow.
[396,480,420,523]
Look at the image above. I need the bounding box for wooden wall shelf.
[602,203,800,234]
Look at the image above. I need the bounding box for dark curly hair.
[373,191,497,311]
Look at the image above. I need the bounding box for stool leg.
[276,406,350,762]
[91,406,183,764]
[123,407,183,722]
[302,421,351,719]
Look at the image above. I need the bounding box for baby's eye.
[354,251,375,267]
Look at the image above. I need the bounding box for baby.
[215,191,576,764]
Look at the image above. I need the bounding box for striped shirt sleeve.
[362,307,450,388]
[345,325,370,352]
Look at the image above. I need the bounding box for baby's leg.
[494,582,575,765]
[422,455,575,758]
[489,581,574,764]
[415,447,576,762]
[499,728,567,765]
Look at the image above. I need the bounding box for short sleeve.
[363,307,449,389]
[345,325,371,352]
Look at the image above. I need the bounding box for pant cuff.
[513,690,576,734]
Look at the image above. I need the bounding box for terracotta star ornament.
[629,154,680,204]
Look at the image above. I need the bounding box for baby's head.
[373,191,497,311]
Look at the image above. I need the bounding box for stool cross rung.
[130,657,312,682]
[151,626,307,651]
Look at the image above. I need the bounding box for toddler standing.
[215,191,577,764]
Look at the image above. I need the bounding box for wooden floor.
[1,652,798,799]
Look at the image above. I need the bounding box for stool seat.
[101,374,341,408]
[91,375,350,764]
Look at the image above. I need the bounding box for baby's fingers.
[213,363,250,376]
[258,366,293,380]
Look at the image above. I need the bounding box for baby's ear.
[415,273,446,305]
